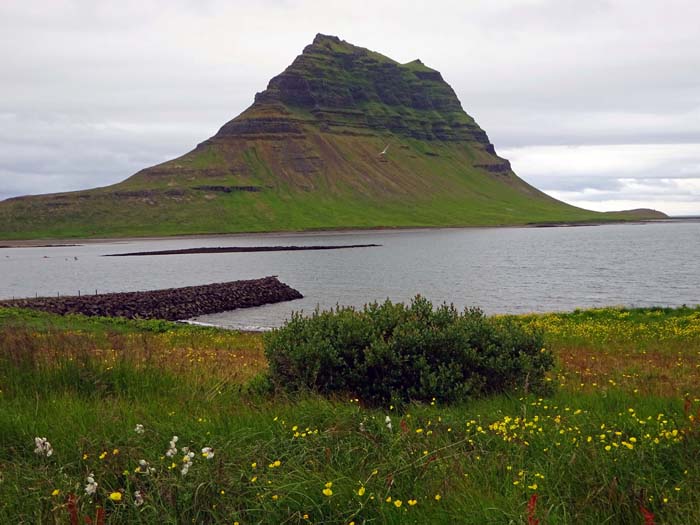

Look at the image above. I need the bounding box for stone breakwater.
[0,276,302,321]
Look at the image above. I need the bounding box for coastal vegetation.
[1,304,699,523]
[264,297,553,405]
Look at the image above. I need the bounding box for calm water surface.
[1,223,698,330]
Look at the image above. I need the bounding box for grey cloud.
[0,112,212,198]
[527,176,626,193]
[550,178,700,206]
[502,143,700,214]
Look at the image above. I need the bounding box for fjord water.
[1,222,698,330]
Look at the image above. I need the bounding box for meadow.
[0,305,699,524]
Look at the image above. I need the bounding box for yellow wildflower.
[109,492,122,502]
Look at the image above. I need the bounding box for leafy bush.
[264,296,554,406]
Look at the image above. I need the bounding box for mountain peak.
[224,34,489,144]
[312,33,343,45]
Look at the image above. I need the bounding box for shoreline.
[1,217,697,248]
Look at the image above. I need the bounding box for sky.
[1,0,699,215]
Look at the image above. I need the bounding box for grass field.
[1,306,699,524]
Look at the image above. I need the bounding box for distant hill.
[0,34,666,239]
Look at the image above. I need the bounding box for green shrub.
[263,296,554,406]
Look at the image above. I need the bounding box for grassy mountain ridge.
[0,34,665,240]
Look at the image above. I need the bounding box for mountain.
[0,34,665,239]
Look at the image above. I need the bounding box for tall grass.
[0,307,699,524]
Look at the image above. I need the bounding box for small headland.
[102,244,381,257]
[0,276,302,320]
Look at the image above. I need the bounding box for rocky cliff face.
[216,34,494,147]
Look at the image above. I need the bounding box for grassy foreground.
[0,306,699,524]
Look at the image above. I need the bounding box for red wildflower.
[64,494,105,525]
[67,494,79,525]
[640,504,655,525]
[527,493,540,525]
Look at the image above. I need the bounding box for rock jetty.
[0,276,302,321]
[104,244,380,257]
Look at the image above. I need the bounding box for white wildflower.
[84,473,98,496]
[201,447,215,459]
[359,421,366,432]
[137,459,155,475]
[34,437,53,457]
[134,424,145,434]
[180,451,195,476]
[165,436,178,458]
[385,416,392,431]
[134,490,144,507]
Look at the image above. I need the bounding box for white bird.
[379,144,389,156]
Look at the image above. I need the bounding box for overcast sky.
[1,0,699,215]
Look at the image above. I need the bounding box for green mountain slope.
[0,34,665,240]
